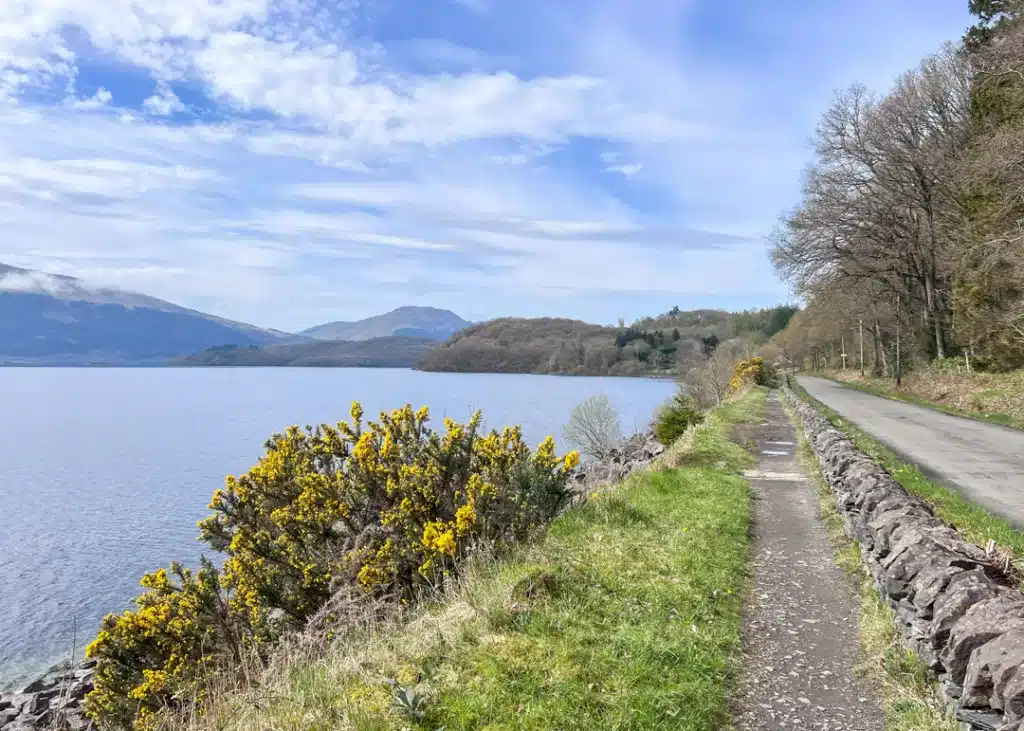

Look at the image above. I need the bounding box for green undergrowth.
[178,389,768,731]
[812,371,1024,431]
[789,378,1024,582]
[783,400,957,731]
[658,387,766,472]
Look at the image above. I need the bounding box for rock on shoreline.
[571,430,667,492]
[0,661,96,730]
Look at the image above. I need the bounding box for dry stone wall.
[785,386,1024,731]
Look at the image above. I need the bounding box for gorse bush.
[654,391,705,445]
[83,560,240,730]
[85,403,579,730]
[728,356,778,393]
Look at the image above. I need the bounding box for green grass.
[783,399,957,731]
[811,371,1024,431]
[789,378,1024,578]
[183,389,768,731]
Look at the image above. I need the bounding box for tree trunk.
[872,319,889,376]
[924,272,947,359]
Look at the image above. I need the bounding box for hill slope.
[302,306,470,341]
[416,306,799,377]
[0,263,296,364]
[416,317,687,376]
[179,337,437,368]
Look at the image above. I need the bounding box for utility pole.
[895,295,902,388]
[841,333,847,370]
[859,319,865,377]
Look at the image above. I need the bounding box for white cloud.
[0,155,217,199]
[142,84,185,116]
[69,87,112,110]
[0,0,274,99]
[0,0,975,329]
[236,210,457,251]
[0,270,71,295]
[604,163,642,177]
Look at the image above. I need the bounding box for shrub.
[728,357,778,392]
[85,403,579,730]
[562,394,623,458]
[654,391,705,445]
[84,560,240,730]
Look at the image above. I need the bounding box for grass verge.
[783,398,957,731]
[788,378,1024,582]
[177,388,768,731]
[813,370,1024,431]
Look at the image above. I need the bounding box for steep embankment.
[147,391,764,731]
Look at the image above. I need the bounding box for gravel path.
[733,393,883,730]
[798,375,1024,527]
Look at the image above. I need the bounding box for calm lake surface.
[0,367,674,686]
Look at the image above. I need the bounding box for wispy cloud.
[0,0,973,330]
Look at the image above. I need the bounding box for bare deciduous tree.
[563,395,623,459]
[771,44,972,366]
[683,342,743,409]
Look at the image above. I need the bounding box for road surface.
[797,375,1024,528]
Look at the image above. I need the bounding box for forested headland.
[417,306,797,377]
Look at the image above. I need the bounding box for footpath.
[733,392,884,730]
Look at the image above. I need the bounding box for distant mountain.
[302,306,470,342]
[179,337,437,368]
[0,263,297,364]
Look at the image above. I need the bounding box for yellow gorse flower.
[86,401,578,730]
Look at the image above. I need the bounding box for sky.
[0,0,974,332]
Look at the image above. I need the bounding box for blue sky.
[0,0,973,331]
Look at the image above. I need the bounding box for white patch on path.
[743,470,808,481]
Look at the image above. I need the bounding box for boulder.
[962,629,1024,713]
[0,707,19,726]
[19,678,56,695]
[932,575,1009,652]
[958,707,1007,731]
[1004,669,1024,723]
[944,597,1024,684]
[910,564,971,619]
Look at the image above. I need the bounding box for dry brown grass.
[827,368,1024,429]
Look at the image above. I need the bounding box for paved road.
[797,375,1024,527]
